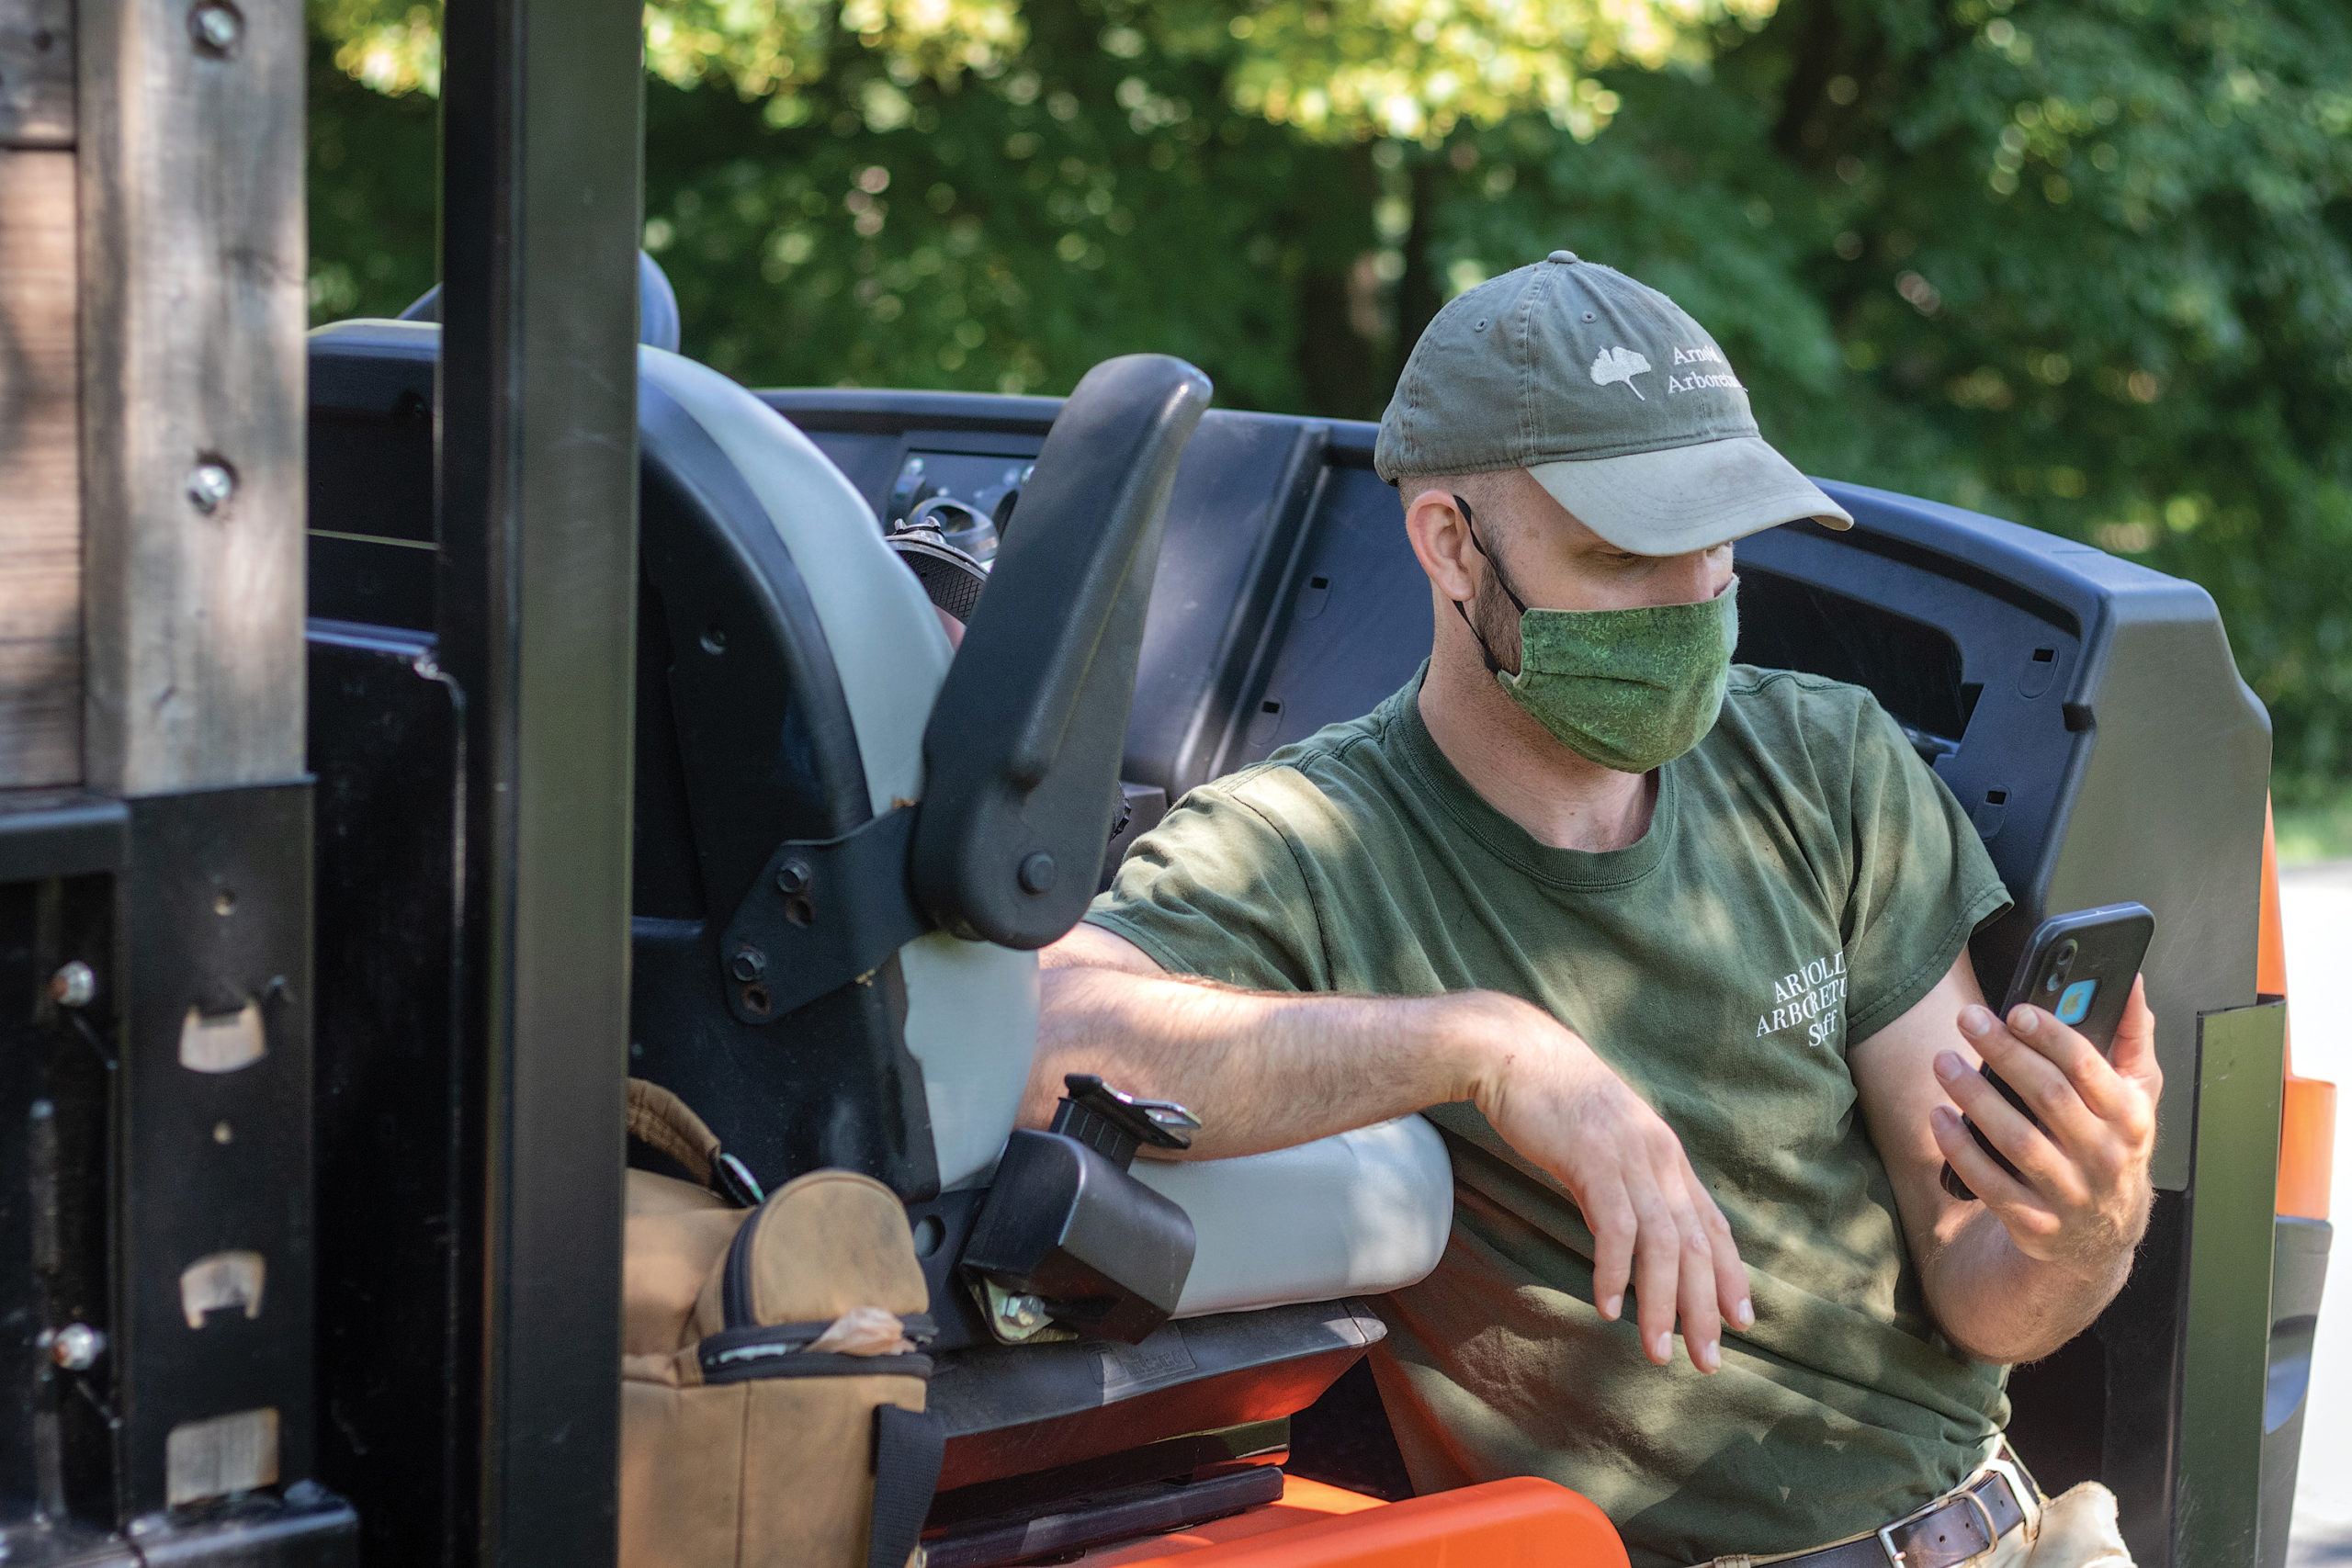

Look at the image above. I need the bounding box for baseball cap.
[1374,251,1851,553]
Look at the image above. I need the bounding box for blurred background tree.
[308,0,2352,813]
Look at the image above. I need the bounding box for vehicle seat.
[621,334,1448,1222]
[618,340,1458,1499]
[1136,1119,1451,1318]
[629,343,1031,1195]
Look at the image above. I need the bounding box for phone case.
[1939,903,2154,1202]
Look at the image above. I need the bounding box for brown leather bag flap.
[693,1170,927,1339]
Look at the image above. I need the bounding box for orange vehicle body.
[1095,1476,1628,1567]
[2267,803,2337,1222]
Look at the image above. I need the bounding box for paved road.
[2282,862,2352,1567]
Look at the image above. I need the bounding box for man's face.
[1424,471,1734,673]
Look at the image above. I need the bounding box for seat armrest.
[1132,1117,1452,1318]
[914,355,1211,949]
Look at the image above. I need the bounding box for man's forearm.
[1035,940,1758,1369]
[1029,964,1502,1159]
[1926,1210,2132,1365]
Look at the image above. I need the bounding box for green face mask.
[1453,495,1739,774]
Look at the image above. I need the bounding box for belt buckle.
[1876,1487,2000,1568]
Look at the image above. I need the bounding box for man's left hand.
[1929,976,2161,1281]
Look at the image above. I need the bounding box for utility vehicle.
[0,1,2332,1565]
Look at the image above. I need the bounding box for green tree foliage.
[308,0,2352,795]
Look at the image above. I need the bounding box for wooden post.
[0,0,81,788]
[51,0,325,1532]
[76,0,304,795]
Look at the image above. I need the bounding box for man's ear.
[1402,487,1480,604]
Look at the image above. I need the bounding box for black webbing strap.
[868,1404,945,1568]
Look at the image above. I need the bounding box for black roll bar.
[435,1,645,1562]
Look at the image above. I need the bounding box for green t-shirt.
[1086,666,2014,1567]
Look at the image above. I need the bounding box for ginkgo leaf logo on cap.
[1589,345,1652,399]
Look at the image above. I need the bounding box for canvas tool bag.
[620,1079,944,1568]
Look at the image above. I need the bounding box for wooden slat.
[0,0,74,148]
[0,147,82,787]
[78,0,305,795]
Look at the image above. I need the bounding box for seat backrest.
[627,347,968,1197]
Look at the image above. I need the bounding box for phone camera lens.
[2056,940,2079,966]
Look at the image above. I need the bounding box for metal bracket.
[718,806,927,1023]
[967,1277,1074,1347]
[1050,1074,1198,1170]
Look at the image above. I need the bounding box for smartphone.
[1939,902,2155,1202]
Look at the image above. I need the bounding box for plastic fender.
[2265,798,2337,1221]
[1091,1475,1631,1568]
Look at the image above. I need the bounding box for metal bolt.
[729,947,767,982]
[775,859,811,896]
[43,1323,105,1371]
[187,461,235,513]
[993,1293,1046,1335]
[49,961,96,1010]
[1017,852,1057,895]
[187,0,241,53]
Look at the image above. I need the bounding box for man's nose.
[1656,547,1730,605]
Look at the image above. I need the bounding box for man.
[1028,253,2157,1567]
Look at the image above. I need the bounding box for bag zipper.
[695,1335,934,1386]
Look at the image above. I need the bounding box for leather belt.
[1761,1471,2029,1568]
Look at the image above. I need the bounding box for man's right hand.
[1457,990,1753,1372]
